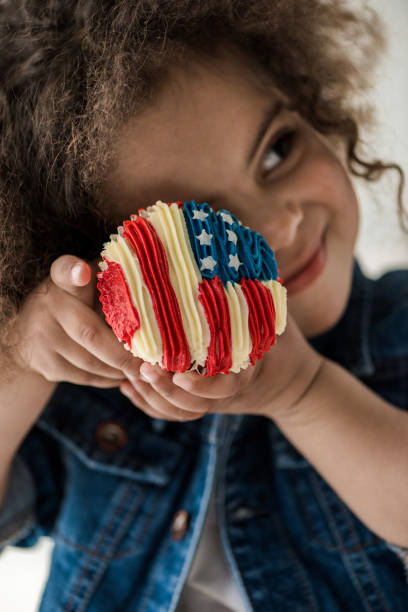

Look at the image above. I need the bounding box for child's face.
[107,51,359,337]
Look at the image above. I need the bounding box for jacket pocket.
[37,384,194,581]
[38,383,185,486]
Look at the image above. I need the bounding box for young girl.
[1,1,408,610]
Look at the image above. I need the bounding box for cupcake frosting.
[98,200,286,375]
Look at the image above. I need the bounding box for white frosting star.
[226,229,238,244]
[228,254,242,271]
[192,209,209,221]
[200,256,217,272]
[220,212,234,225]
[196,229,213,246]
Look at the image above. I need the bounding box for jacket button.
[95,421,128,452]
[171,510,190,541]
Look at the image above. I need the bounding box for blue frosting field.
[182,200,278,285]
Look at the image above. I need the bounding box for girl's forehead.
[172,49,284,113]
[107,52,286,209]
[120,48,285,142]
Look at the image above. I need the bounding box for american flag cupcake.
[97,200,286,375]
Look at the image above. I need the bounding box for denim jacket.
[1,262,408,611]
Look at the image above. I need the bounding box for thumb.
[50,255,95,305]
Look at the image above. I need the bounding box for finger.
[140,363,213,412]
[56,292,143,381]
[120,381,181,420]
[129,377,208,421]
[42,353,125,388]
[55,328,126,379]
[171,364,256,399]
[50,255,94,304]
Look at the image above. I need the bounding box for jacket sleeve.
[0,424,65,551]
[370,271,408,582]
[0,455,36,547]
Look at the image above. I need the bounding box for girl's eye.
[262,129,296,174]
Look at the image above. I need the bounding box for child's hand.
[120,315,323,422]
[14,255,143,388]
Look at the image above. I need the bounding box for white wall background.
[0,1,407,610]
[354,0,408,275]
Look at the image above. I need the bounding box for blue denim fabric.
[0,455,35,545]
[1,262,408,611]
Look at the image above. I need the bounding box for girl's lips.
[283,235,327,295]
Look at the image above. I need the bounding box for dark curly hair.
[0,0,405,366]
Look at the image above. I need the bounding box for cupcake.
[97,200,286,375]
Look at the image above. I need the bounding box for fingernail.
[120,382,131,396]
[71,262,83,284]
[140,371,153,383]
[173,373,191,388]
[172,376,181,387]
[140,364,156,383]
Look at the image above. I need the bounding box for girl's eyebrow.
[247,99,285,166]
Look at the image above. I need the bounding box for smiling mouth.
[283,234,327,296]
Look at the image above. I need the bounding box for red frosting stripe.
[98,260,140,347]
[122,218,191,372]
[240,279,276,365]
[198,277,232,376]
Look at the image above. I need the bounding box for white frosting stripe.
[101,236,163,363]
[225,281,251,373]
[261,280,287,335]
[144,202,210,367]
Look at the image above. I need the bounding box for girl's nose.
[261,199,303,251]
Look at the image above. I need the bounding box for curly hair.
[0,0,405,366]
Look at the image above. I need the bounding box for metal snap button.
[170,509,190,541]
[95,421,128,452]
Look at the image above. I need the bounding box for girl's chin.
[288,295,348,338]
[287,241,355,337]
